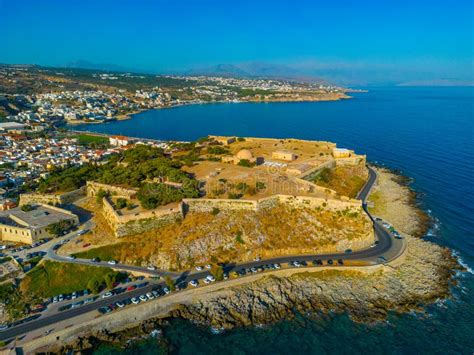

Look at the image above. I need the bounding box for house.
[210,136,236,146]
[272,150,297,161]
[332,148,352,158]
[109,135,130,147]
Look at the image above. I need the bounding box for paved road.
[0,166,405,342]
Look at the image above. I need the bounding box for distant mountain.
[184,62,328,84]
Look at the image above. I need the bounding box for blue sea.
[73,87,474,354]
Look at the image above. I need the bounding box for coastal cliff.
[41,168,461,354]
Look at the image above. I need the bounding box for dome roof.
[236,149,253,160]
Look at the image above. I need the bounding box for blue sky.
[0,0,472,85]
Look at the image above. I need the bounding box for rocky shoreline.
[39,168,462,353]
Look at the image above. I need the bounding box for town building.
[0,204,79,244]
[109,135,130,147]
[272,150,297,161]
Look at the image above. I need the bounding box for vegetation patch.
[19,260,123,300]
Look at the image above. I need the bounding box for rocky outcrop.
[170,235,458,328]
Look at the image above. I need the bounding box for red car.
[127,285,137,291]
[83,243,91,248]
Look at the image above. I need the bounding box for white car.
[206,275,216,282]
[250,267,258,273]
[139,295,148,302]
[147,265,156,271]
[131,297,140,304]
[116,301,125,308]
[205,264,211,269]
[146,292,155,300]
[0,245,6,250]
[108,260,117,265]
[274,263,281,269]
[203,278,211,284]
[102,292,113,299]
[189,280,199,287]
[66,255,76,260]
[163,287,170,294]
[195,266,203,271]
[254,256,261,261]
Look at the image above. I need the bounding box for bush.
[211,207,220,216]
[237,159,254,168]
[46,220,74,237]
[256,181,266,191]
[211,264,224,281]
[21,204,33,212]
[115,198,128,209]
[235,231,244,244]
[165,276,175,291]
[207,146,229,155]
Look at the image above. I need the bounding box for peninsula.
[0,134,458,353]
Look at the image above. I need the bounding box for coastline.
[65,92,351,127]
[19,167,460,354]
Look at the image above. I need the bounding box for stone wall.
[101,197,184,237]
[19,187,85,206]
[86,182,138,199]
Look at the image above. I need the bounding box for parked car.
[189,280,199,287]
[108,260,117,265]
[102,292,113,299]
[195,266,203,271]
[139,295,148,302]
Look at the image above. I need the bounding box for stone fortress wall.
[19,187,86,206]
[94,178,368,249]
[86,181,138,199]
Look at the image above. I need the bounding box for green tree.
[164,276,175,291]
[46,220,73,237]
[87,278,102,294]
[211,264,224,281]
[104,272,117,289]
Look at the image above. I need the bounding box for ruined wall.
[86,182,138,199]
[101,197,184,237]
[19,187,85,206]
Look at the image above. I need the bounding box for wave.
[451,250,474,274]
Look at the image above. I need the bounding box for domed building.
[221,148,261,165]
[236,149,253,161]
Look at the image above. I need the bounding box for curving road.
[0,166,405,342]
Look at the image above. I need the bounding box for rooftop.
[0,204,75,229]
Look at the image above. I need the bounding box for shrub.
[21,204,33,212]
[115,198,128,209]
[235,231,245,244]
[211,207,220,216]
[237,159,254,168]
[211,264,224,281]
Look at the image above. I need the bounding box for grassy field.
[73,134,109,146]
[74,245,123,263]
[19,260,121,300]
[312,166,367,198]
